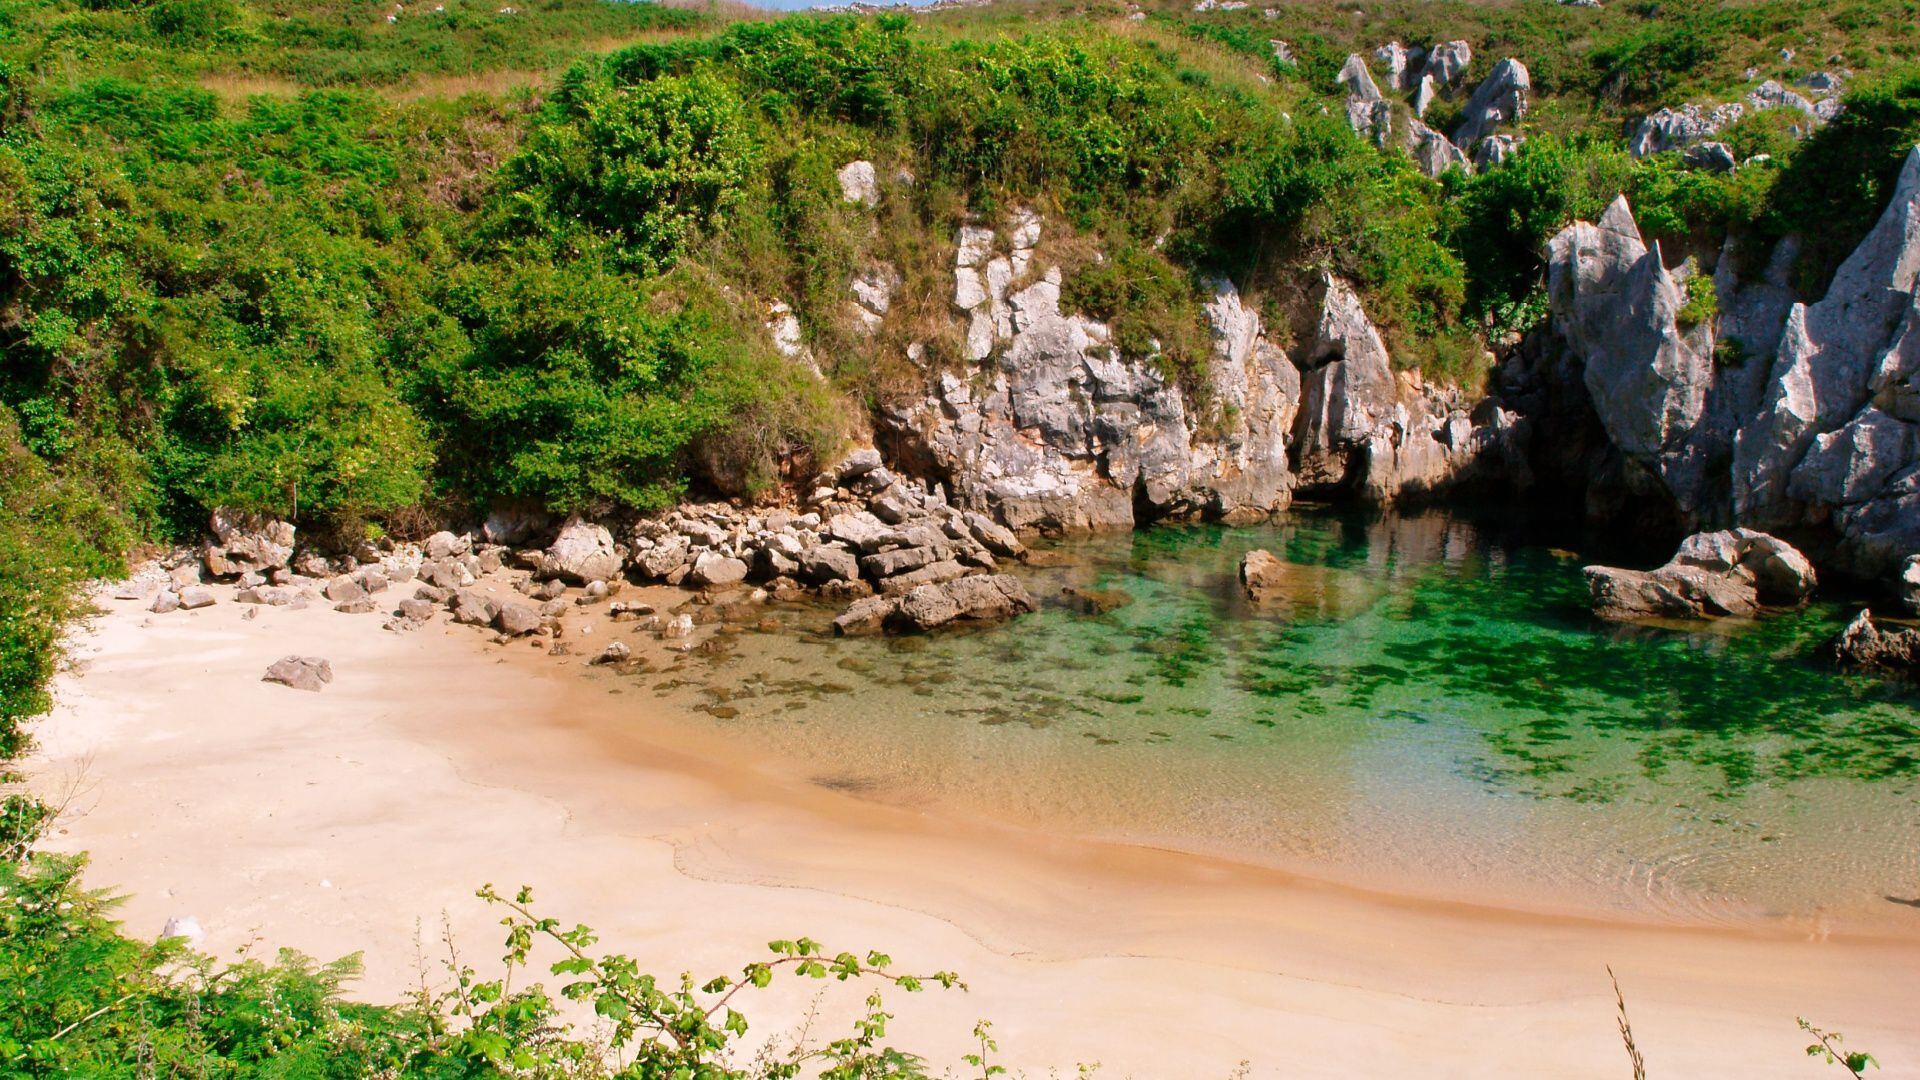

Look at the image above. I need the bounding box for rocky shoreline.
[120,131,1920,666]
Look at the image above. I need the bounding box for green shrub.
[504,69,755,275]
[1446,135,1633,318]
[1677,271,1718,328]
[1765,64,1920,292]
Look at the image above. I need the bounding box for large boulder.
[541,519,622,584]
[1584,529,1816,620]
[1831,609,1920,672]
[688,551,749,587]
[204,511,295,577]
[263,655,332,692]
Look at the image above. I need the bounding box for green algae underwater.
[631,507,1920,929]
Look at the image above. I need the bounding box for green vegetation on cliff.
[1,0,1917,552]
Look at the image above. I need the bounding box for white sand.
[26,578,1920,1078]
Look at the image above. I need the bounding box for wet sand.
[27,575,1920,1077]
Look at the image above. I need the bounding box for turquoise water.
[637,508,1920,928]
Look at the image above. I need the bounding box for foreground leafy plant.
[1801,1017,1878,1078]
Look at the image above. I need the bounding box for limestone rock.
[450,589,499,626]
[323,576,368,604]
[1831,609,1920,672]
[591,641,631,665]
[1419,40,1471,89]
[426,531,471,560]
[836,160,879,207]
[1452,58,1529,151]
[177,586,215,610]
[495,602,543,637]
[204,510,295,577]
[832,595,896,636]
[1629,103,1745,157]
[541,519,622,584]
[688,551,749,587]
[1584,529,1816,620]
[149,590,180,614]
[1239,549,1284,599]
[263,655,332,692]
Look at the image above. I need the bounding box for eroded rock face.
[885,210,1517,530]
[1545,146,1920,581]
[1584,529,1816,621]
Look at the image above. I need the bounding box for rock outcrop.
[1584,529,1817,620]
[1831,609,1920,672]
[1543,146,1920,582]
[1629,78,1841,162]
[881,211,1518,533]
[1451,58,1530,153]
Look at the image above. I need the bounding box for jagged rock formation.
[1831,609,1920,672]
[1451,58,1530,153]
[1543,145,1920,581]
[879,212,1519,533]
[1584,528,1817,620]
[1335,43,1524,179]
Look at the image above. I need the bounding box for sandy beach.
[26,576,1920,1078]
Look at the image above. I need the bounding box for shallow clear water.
[638,508,1920,928]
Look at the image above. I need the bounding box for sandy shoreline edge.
[25,578,1920,1077]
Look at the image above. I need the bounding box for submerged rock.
[831,574,1035,634]
[1584,529,1816,620]
[263,655,333,692]
[1831,609,1920,672]
[1238,549,1285,599]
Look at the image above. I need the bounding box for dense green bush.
[1220,113,1465,361]
[1766,64,1920,291]
[505,69,756,275]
